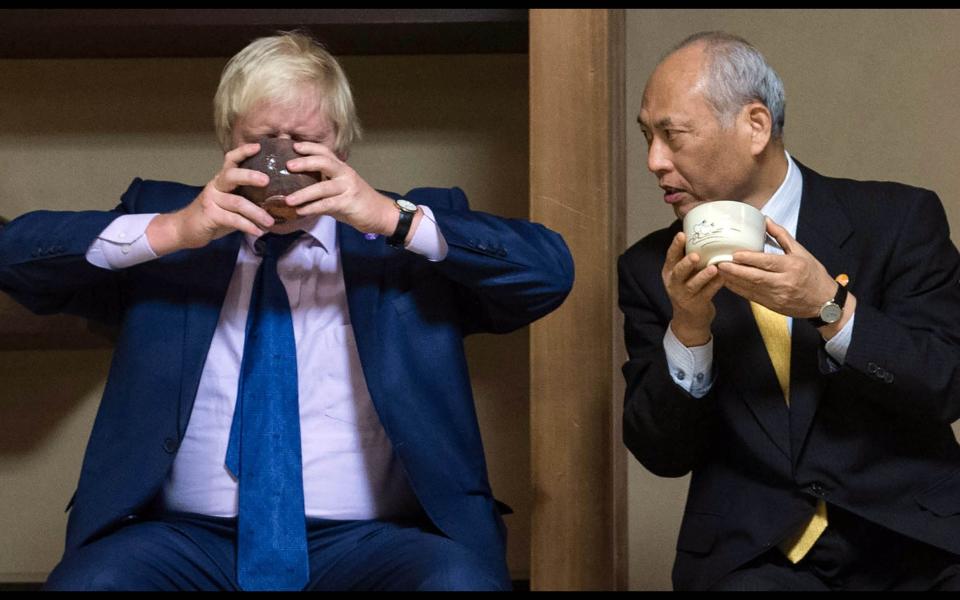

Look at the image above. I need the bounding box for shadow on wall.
[0,349,110,455]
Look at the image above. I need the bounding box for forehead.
[237,87,332,135]
[639,45,712,128]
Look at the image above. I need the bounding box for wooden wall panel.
[529,8,626,591]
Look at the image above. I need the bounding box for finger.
[223,142,262,167]
[291,140,337,159]
[765,217,800,255]
[699,268,726,300]
[214,168,269,194]
[222,211,269,238]
[716,260,771,286]
[721,277,755,303]
[285,178,345,207]
[290,200,332,218]
[686,263,721,295]
[202,198,269,237]
[731,249,783,272]
[674,256,704,288]
[664,232,687,272]
[285,152,341,180]
[216,193,275,229]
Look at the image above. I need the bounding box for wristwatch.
[807,280,848,328]
[386,198,418,249]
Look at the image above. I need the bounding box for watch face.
[397,199,417,213]
[821,302,843,324]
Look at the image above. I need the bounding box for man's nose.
[647,137,673,177]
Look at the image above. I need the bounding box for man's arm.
[0,209,125,323]
[840,191,960,424]
[416,188,574,335]
[618,247,720,478]
[277,143,573,334]
[0,142,272,323]
[721,192,960,425]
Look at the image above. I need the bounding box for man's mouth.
[661,185,687,204]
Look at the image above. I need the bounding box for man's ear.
[742,102,773,156]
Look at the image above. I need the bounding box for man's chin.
[267,214,310,234]
[673,200,706,220]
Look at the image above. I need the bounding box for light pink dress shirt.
[87,207,447,520]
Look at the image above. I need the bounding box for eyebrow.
[636,115,677,130]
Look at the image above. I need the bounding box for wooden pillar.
[529,8,626,591]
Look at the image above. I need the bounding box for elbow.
[624,435,695,479]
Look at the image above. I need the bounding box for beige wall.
[626,9,960,590]
[0,53,530,582]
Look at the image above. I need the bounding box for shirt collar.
[243,214,337,255]
[758,150,803,250]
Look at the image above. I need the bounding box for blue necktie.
[225,231,309,591]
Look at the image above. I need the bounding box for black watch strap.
[386,199,417,249]
[807,282,848,328]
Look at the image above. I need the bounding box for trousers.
[710,504,960,591]
[44,511,510,591]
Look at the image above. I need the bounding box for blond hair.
[213,31,361,155]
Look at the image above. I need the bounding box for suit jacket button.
[867,362,878,374]
[162,438,179,453]
[884,372,894,384]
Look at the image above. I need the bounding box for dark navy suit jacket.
[618,161,960,590]
[0,179,574,582]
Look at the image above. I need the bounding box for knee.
[415,556,510,592]
[44,557,133,591]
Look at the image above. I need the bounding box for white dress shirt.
[87,206,447,520]
[664,152,855,397]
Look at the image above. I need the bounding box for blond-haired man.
[0,32,573,591]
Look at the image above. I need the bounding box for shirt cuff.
[823,312,855,370]
[404,205,448,261]
[85,213,160,270]
[663,325,715,398]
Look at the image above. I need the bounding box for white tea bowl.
[683,200,766,269]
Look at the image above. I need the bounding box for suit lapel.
[178,232,243,435]
[787,162,854,465]
[713,286,792,459]
[339,223,386,404]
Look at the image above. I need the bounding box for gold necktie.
[749,301,827,563]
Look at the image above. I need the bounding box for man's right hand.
[663,231,724,347]
[146,143,275,255]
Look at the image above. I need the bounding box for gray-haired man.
[619,31,960,591]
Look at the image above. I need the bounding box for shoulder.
[798,161,942,219]
[119,178,203,214]
[619,221,680,278]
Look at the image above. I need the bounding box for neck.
[742,143,789,211]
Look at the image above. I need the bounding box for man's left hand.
[280,142,420,238]
[716,218,837,319]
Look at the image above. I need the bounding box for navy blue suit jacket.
[0,179,574,582]
[618,161,960,590]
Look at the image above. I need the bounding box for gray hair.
[670,31,785,139]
